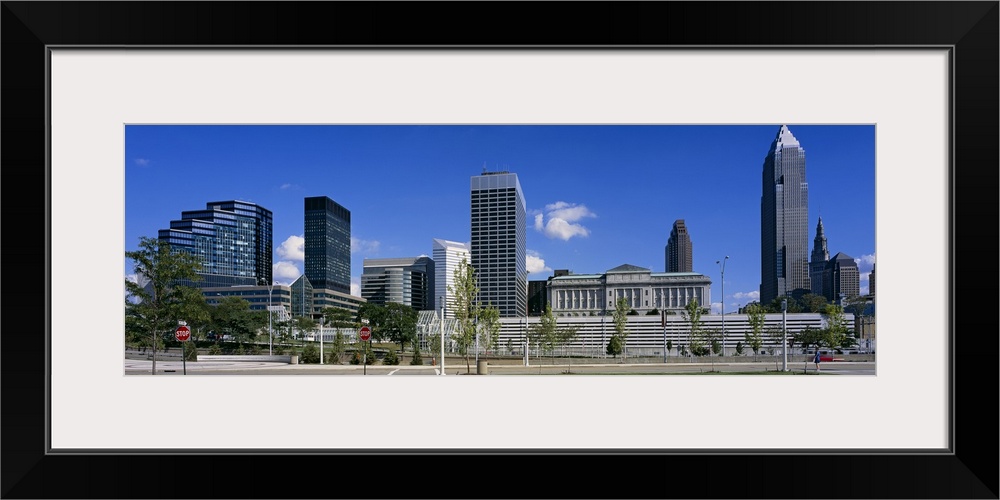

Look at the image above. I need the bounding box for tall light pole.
[781,298,789,372]
[261,279,274,356]
[319,316,325,365]
[716,256,729,357]
[439,296,446,376]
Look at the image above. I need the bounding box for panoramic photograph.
[124,124,876,376]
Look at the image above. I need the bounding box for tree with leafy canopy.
[477,304,501,359]
[612,297,631,362]
[744,302,766,361]
[682,298,704,355]
[799,293,829,313]
[293,315,317,349]
[793,327,824,352]
[212,296,263,348]
[357,302,388,343]
[383,302,419,352]
[125,236,204,375]
[529,304,577,363]
[821,304,853,353]
[449,258,480,374]
[606,334,623,357]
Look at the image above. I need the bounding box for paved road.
[125,359,875,376]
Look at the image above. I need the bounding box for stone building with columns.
[545,264,712,317]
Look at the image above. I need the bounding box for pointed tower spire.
[810,217,830,296]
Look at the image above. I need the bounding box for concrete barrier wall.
[196,355,292,363]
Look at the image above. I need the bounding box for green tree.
[301,343,320,363]
[175,286,212,342]
[410,343,423,365]
[606,335,623,357]
[682,298,704,355]
[612,297,631,362]
[357,302,388,342]
[327,331,347,364]
[477,304,501,359]
[793,327,824,351]
[766,295,802,313]
[212,296,262,348]
[383,302,419,352]
[125,237,203,375]
[666,339,673,357]
[449,258,479,374]
[744,302,766,361]
[529,304,577,364]
[734,341,745,356]
[800,293,829,313]
[293,316,317,348]
[183,340,199,361]
[821,304,851,353]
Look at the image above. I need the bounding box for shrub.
[349,351,362,365]
[301,344,320,364]
[184,342,198,361]
[208,344,221,355]
[410,347,423,365]
[606,335,623,356]
[383,349,400,365]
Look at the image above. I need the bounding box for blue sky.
[125,124,875,313]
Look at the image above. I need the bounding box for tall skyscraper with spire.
[470,169,527,318]
[665,219,693,273]
[760,125,810,304]
[809,217,830,296]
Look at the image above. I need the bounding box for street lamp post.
[319,316,325,365]
[261,279,274,356]
[716,256,729,356]
[439,296,446,376]
[781,298,789,372]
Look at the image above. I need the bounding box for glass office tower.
[760,125,810,304]
[158,199,273,287]
[470,170,527,318]
[360,256,435,310]
[304,196,351,295]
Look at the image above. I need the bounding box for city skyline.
[124,124,876,314]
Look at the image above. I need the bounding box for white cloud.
[279,183,302,190]
[733,291,760,301]
[272,261,301,284]
[854,253,875,273]
[534,201,596,241]
[710,302,722,314]
[855,254,875,296]
[526,250,552,275]
[351,276,361,297]
[275,235,304,262]
[351,237,380,254]
[134,158,150,166]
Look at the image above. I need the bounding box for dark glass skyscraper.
[304,196,351,294]
[665,219,693,273]
[760,125,810,304]
[158,199,273,287]
[471,170,526,318]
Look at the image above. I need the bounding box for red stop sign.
[175,325,191,342]
[359,326,371,342]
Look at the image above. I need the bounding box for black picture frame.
[3,2,997,498]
